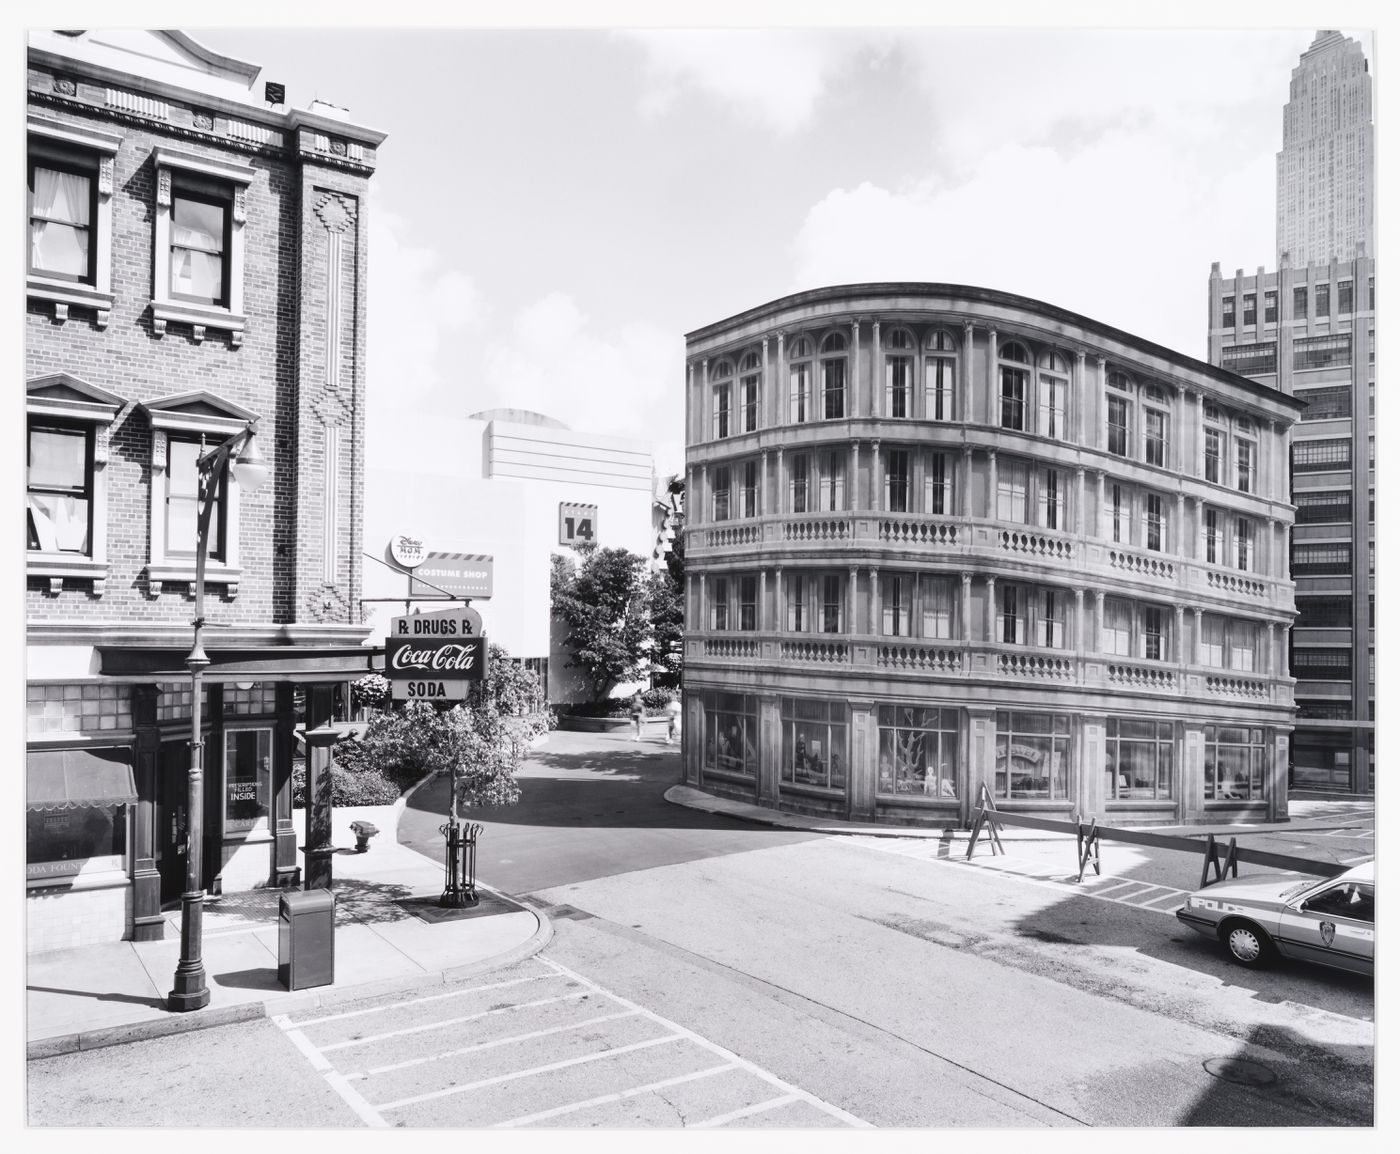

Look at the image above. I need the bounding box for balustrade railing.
[1106,662,1177,690]
[780,639,848,663]
[1205,674,1271,699]
[997,652,1075,679]
[879,518,959,546]
[1205,569,1268,598]
[704,523,762,548]
[783,516,852,542]
[703,636,759,659]
[999,528,1074,561]
[877,642,961,673]
[1108,548,1176,581]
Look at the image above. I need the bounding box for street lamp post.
[168,422,268,1012]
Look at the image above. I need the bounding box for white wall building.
[363,409,655,701]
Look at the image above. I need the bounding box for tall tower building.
[1276,30,1373,267]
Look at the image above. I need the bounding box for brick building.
[683,284,1303,827]
[25,30,384,949]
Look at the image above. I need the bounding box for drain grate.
[1203,1056,1278,1086]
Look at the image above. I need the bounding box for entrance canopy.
[27,747,137,811]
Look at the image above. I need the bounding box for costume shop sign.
[384,631,487,701]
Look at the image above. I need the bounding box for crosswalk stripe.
[321,990,590,1052]
[272,1015,389,1128]
[490,1063,736,1128]
[288,971,557,1029]
[692,1093,801,1128]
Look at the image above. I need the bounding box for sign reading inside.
[387,534,427,570]
[385,635,487,682]
[390,605,484,638]
[559,502,598,546]
[409,553,494,600]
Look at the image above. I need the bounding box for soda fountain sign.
[384,635,487,701]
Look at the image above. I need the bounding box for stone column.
[1266,519,1278,578]
[961,572,973,650]
[1079,713,1107,819]
[699,575,707,633]
[848,567,859,637]
[965,707,997,821]
[759,569,768,632]
[272,682,301,889]
[986,328,998,424]
[1266,623,1277,677]
[1175,607,1186,668]
[775,447,784,514]
[129,685,164,941]
[686,572,694,632]
[1073,588,1085,656]
[986,576,998,643]
[870,318,881,417]
[1094,590,1106,653]
[872,439,882,511]
[850,318,861,417]
[1192,496,1204,560]
[1176,494,1186,557]
[687,361,695,443]
[761,449,769,517]
[868,566,880,635]
[1193,607,1204,665]
[1075,351,1088,444]
[1096,470,1106,538]
[760,335,770,430]
[1174,387,1185,474]
[702,357,710,442]
[848,699,876,820]
[1196,393,1206,479]
[988,451,998,519]
[301,684,338,891]
[1094,357,1106,449]
[776,331,786,426]
[758,695,782,805]
[700,464,708,527]
[961,447,973,518]
[849,442,860,511]
[1181,723,1205,823]
[961,321,974,423]
[1075,467,1086,535]
[775,567,784,634]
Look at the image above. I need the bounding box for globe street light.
[168,422,267,1012]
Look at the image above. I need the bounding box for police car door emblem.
[1320,921,1336,947]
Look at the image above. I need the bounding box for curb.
[27,893,554,1062]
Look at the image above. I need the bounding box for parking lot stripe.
[343,1009,641,1080]
[375,1034,686,1111]
[320,990,590,1052]
[288,971,556,1029]
[692,1093,801,1128]
[490,1063,736,1128]
[273,1015,388,1128]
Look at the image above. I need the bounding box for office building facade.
[683,284,1303,827]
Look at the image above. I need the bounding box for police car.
[1176,859,1374,975]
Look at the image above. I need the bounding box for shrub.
[291,754,401,808]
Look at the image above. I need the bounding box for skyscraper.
[1209,30,1375,794]
[1276,30,1374,267]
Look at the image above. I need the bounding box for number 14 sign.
[559,502,598,545]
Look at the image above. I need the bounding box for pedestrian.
[630,692,645,741]
[665,693,682,744]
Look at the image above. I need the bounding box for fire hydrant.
[348,820,379,853]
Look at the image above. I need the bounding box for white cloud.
[621,29,871,133]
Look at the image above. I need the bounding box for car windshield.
[1280,878,1321,901]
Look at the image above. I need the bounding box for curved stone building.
[681,284,1304,827]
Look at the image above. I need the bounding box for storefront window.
[1204,725,1265,801]
[781,698,847,791]
[27,804,127,879]
[225,727,272,834]
[995,711,1070,799]
[702,691,758,779]
[878,706,959,799]
[1105,719,1173,800]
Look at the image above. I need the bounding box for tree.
[646,502,684,688]
[550,544,653,698]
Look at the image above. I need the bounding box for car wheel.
[1221,920,1275,968]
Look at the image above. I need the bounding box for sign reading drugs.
[389,605,484,638]
[409,552,494,600]
[385,636,487,682]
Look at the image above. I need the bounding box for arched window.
[1037,350,1070,441]
[710,359,734,439]
[787,336,813,424]
[998,341,1030,432]
[924,329,958,421]
[820,332,847,419]
[884,327,915,418]
[739,350,761,433]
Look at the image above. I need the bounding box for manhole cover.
[1203,1056,1278,1086]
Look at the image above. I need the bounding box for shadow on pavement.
[26,985,167,1009]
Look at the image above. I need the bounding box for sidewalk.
[663,784,1374,841]
[26,825,550,1060]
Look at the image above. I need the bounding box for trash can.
[278,888,335,990]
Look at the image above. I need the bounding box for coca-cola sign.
[384,636,487,682]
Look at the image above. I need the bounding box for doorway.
[156,740,189,905]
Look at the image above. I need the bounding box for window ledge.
[150,300,247,347]
[146,562,243,597]
[27,278,115,328]
[27,553,109,595]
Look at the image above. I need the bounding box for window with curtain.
[1041,589,1064,649]
[1143,492,1164,552]
[885,329,913,418]
[1204,508,1221,564]
[789,454,809,514]
[818,451,845,511]
[925,330,957,421]
[1204,426,1222,484]
[712,466,731,521]
[924,452,950,515]
[1001,583,1026,645]
[822,573,843,633]
[1142,606,1165,661]
[1037,352,1069,440]
[1107,395,1130,457]
[1263,289,1277,323]
[741,460,759,518]
[1242,293,1257,325]
[788,573,808,632]
[886,449,910,513]
[169,179,230,306]
[997,461,1028,523]
[1103,598,1132,656]
[788,338,813,423]
[882,574,912,637]
[27,422,93,555]
[1106,719,1174,800]
[739,576,758,631]
[1144,407,1167,467]
[1235,436,1255,493]
[998,342,1029,431]
[711,377,732,439]
[1037,468,1063,530]
[711,577,729,631]
[920,575,955,640]
[1228,621,1256,672]
[739,353,760,432]
[1108,482,1129,544]
[821,333,846,419]
[1200,614,1225,667]
[29,160,94,283]
[1235,517,1254,571]
[165,437,226,560]
[1204,725,1265,800]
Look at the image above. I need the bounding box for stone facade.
[683,284,1304,828]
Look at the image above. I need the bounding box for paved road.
[28,730,1373,1127]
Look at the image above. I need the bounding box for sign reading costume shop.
[409,552,494,599]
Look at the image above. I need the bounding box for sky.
[157,11,1374,482]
